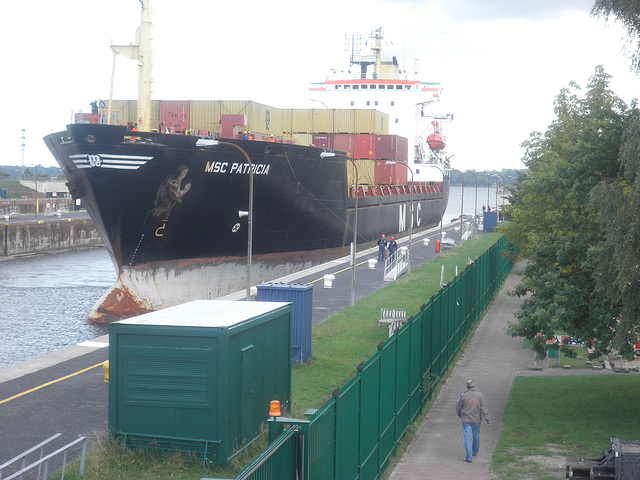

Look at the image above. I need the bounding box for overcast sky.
[2,0,640,172]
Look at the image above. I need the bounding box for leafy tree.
[590,104,640,358]
[503,66,629,360]
[592,0,640,73]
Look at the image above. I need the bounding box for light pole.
[467,171,478,235]
[428,164,446,252]
[347,158,359,307]
[386,161,414,273]
[450,168,464,237]
[496,173,507,222]
[486,173,491,211]
[492,175,500,219]
[197,139,253,301]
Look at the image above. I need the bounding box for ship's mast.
[109,0,152,131]
[371,27,383,79]
[137,0,152,131]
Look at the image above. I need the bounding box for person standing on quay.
[456,379,491,463]
[377,234,387,263]
[388,236,398,262]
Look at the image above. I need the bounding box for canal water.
[0,248,115,369]
[0,185,497,371]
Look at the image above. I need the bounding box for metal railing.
[383,246,409,281]
[0,434,61,480]
[221,235,513,480]
[1,436,87,480]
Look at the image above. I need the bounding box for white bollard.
[368,259,377,269]
[423,238,430,246]
[323,274,335,288]
[400,246,408,256]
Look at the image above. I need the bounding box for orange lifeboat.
[427,132,445,151]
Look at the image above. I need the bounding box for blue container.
[257,282,313,363]
[483,211,498,232]
[0,189,6,199]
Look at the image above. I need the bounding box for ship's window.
[361,84,368,89]
[350,101,355,106]
[391,101,395,106]
[395,118,399,124]
[405,85,412,90]
[345,85,350,89]
[370,85,376,89]
[375,101,378,106]
[353,85,359,89]
[366,101,370,106]
[396,85,402,90]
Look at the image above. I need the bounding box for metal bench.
[379,308,407,336]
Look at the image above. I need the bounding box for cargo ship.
[43,2,451,322]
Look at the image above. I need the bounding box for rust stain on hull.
[87,248,347,323]
[89,282,154,323]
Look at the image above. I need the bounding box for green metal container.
[108,300,292,465]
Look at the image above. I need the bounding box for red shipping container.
[221,114,247,139]
[158,100,190,133]
[331,134,355,158]
[355,134,376,160]
[375,160,409,185]
[312,134,332,149]
[375,135,409,161]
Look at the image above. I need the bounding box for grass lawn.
[0,179,33,198]
[492,374,640,480]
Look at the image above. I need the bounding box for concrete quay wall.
[1,219,103,257]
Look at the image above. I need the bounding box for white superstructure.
[309,28,451,182]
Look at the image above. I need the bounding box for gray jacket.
[456,388,491,424]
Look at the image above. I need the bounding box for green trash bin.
[548,347,558,358]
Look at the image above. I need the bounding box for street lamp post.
[486,174,491,211]
[450,169,464,237]
[493,175,499,218]
[197,139,253,301]
[347,158,359,307]
[386,161,414,273]
[496,173,507,222]
[428,164,446,253]
[468,171,478,235]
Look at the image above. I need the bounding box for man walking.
[456,379,490,463]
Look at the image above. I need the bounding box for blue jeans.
[462,422,481,461]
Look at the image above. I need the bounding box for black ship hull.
[44,124,449,322]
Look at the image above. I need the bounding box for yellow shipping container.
[102,99,140,127]
[347,159,376,186]
[288,133,313,146]
[354,110,387,134]
[103,100,387,136]
[310,109,334,134]
[189,100,222,135]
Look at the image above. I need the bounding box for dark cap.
[466,380,475,389]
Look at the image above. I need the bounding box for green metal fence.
[225,235,513,480]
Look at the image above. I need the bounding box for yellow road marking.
[0,362,105,405]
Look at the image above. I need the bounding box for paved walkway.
[388,267,530,479]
